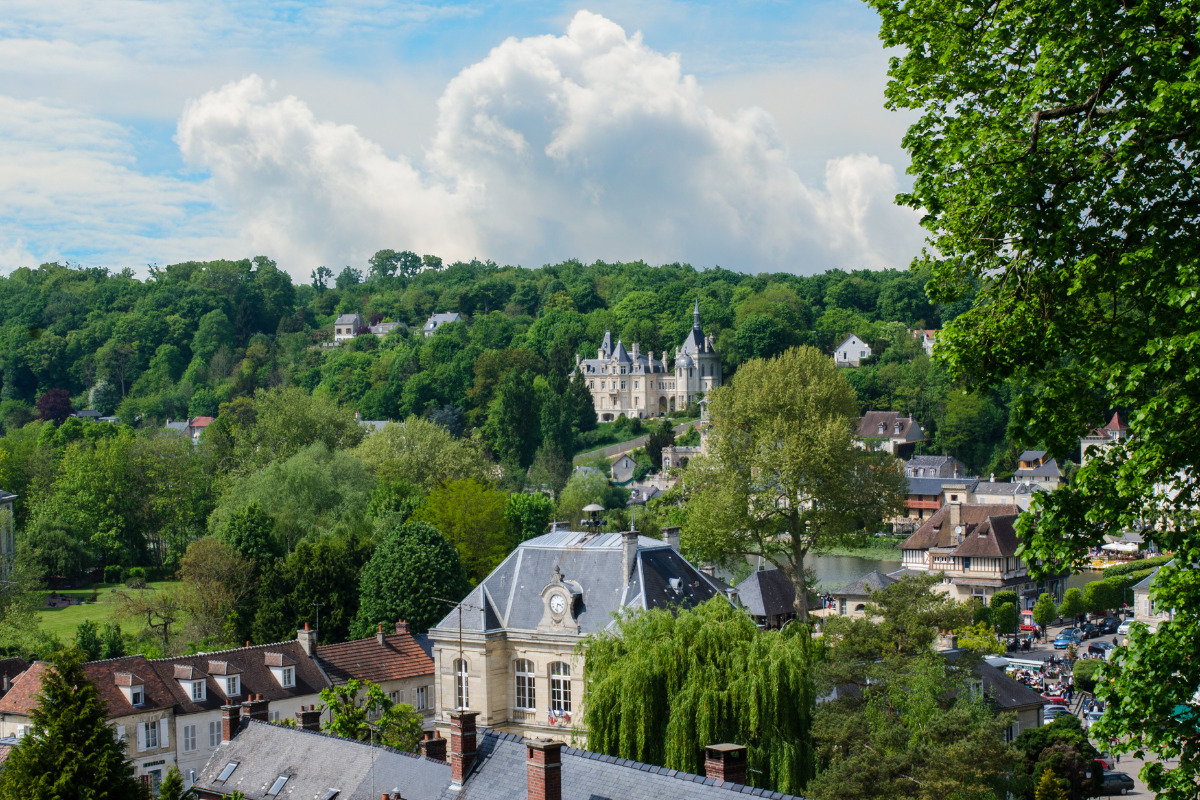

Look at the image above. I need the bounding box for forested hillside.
[0,255,1027,655]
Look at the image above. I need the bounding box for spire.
[693,297,701,329]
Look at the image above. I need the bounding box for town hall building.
[576,300,721,420]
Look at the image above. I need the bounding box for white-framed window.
[209,721,219,748]
[183,724,197,752]
[549,662,571,713]
[225,676,240,697]
[454,659,469,710]
[416,685,427,710]
[281,667,294,688]
[131,688,144,706]
[144,720,159,749]
[515,659,536,710]
[191,681,205,701]
[620,381,626,389]
[389,691,400,704]
[15,725,28,738]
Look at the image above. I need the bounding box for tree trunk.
[788,511,810,622]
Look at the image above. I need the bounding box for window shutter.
[116,724,125,741]
[136,723,145,752]
[161,718,169,749]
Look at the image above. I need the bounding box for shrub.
[1073,659,1104,694]
[1102,554,1173,579]
[103,565,123,584]
[127,567,145,581]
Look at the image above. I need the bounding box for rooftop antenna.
[434,596,485,711]
[310,601,325,636]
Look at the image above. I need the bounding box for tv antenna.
[433,597,485,710]
[311,601,325,635]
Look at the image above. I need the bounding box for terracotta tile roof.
[0,662,50,716]
[86,656,176,717]
[113,671,144,687]
[948,514,1021,558]
[173,664,206,680]
[856,410,918,439]
[901,503,1020,552]
[263,652,296,667]
[148,640,329,715]
[317,631,435,686]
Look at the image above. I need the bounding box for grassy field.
[37,581,179,641]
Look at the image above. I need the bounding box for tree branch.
[1030,69,1123,152]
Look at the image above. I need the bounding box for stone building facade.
[576,300,721,420]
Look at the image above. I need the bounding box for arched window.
[515,659,535,710]
[549,662,571,713]
[454,659,469,710]
[855,604,866,612]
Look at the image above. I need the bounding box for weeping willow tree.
[581,597,816,794]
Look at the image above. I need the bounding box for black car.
[1088,641,1116,657]
[1100,618,1120,634]
[1100,771,1135,795]
[1082,623,1102,639]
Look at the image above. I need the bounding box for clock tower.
[536,565,582,634]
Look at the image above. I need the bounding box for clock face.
[550,593,566,615]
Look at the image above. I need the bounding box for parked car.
[1044,707,1071,722]
[1083,710,1104,729]
[1100,618,1120,634]
[1082,623,1102,639]
[1054,633,1081,649]
[1095,752,1116,770]
[1117,620,1133,635]
[1042,692,1068,704]
[1088,641,1116,657]
[1100,771,1135,795]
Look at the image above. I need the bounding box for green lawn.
[37,581,179,641]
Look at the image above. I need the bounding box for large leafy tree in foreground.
[683,346,906,619]
[583,598,816,794]
[0,648,143,800]
[867,0,1200,794]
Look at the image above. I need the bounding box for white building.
[334,313,364,343]
[834,334,872,367]
[1081,412,1129,466]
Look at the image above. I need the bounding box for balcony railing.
[906,499,941,510]
[509,708,538,725]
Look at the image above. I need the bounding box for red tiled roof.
[317,632,434,686]
[188,416,214,427]
[856,411,918,439]
[0,662,50,716]
[901,503,1020,553]
[86,656,176,717]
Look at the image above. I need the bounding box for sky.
[0,0,926,279]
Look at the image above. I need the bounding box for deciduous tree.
[683,347,906,620]
[321,678,424,752]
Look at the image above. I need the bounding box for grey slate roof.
[974,481,1044,496]
[335,313,362,325]
[0,490,15,503]
[832,570,896,597]
[1018,450,1048,463]
[195,719,450,800]
[423,312,463,332]
[1013,458,1062,477]
[432,530,726,636]
[1132,560,1174,591]
[442,730,810,800]
[906,477,978,496]
[735,569,796,617]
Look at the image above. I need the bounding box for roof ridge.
[146,639,300,662]
[243,718,443,762]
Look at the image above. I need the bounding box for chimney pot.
[297,624,318,656]
[221,704,242,742]
[242,694,270,722]
[419,732,448,761]
[449,711,478,786]
[704,744,748,785]
[524,738,564,800]
[377,624,385,646]
[296,706,322,731]
[395,620,410,635]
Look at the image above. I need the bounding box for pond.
[808,553,1107,593]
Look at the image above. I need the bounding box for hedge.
[1102,554,1172,578]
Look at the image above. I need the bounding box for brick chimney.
[704,744,747,785]
[297,622,317,656]
[296,705,322,732]
[662,526,680,553]
[221,704,241,742]
[419,731,447,761]
[449,711,478,786]
[377,623,386,646]
[395,620,410,635]
[525,738,564,800]
[242,693,269,722]
[621,530,639,586]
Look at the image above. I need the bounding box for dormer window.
[265,652,298,689]
[877,423,885,434]
[225,676,240,697]
[282,667,294,687]
[115,671,146,707]
[131,688,144,706]
[191,681,205,701]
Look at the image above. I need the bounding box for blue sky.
[0,0,923,277]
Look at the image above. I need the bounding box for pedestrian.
[1113,636,1119,646]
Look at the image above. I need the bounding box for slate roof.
[904,455,964,477]
[625,484,661,505]
[195,719,451,800]
[735,569,797,617]
[317,630,435,686]
[432,530,727,636]
[832,570,896,597]
[442,729,811,800]
[423,312,463,332]
[1017,450,1047,463]
[1132,560,1174,591]
[1013,458,1062,478]
[901,504,1021,555]
[856,411,921,441]
[335,313,363,325]
[943,652,1047,711]
[906,477,978,496]
[974,481,1044,497]
[0,490,13,503]
[679,299,713,355]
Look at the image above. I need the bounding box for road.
[1020,619,1170,797]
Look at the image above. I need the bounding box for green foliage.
[1014,715,1100,800]
[1101,554,1174,579]
[219,501,280,569]
[556,470,628,530]
[74,620,102,661]
[1072,660,1103,695]
[684,346,907,620]
[872,0,1200,792]
[410,479,508,583]
[502,492,554,548]
[583,598,815,794]
[156,766,191,800]
[99,621,125,659]
[1034,770,1068,800]
[319,678,424,752]
[992,602,1018,636]
[1058,589,1087,622]
[351,520,470,637]
[1032,594,1058,629]
[1082,581,1120,615]
[956,621,1005,655]
[644,419,675,469]
[0,648,143,800]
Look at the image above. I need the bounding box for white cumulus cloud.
[178,10,921,274]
